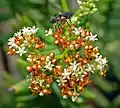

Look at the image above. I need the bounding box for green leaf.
[82,88,96,99]
[113,95,120,107]
[16,95,38,102]
[80,105,93,108]
[28,0,45,4]
[22,16,33,26]
[27,9,44,21]
[2,72,18,86]
[0,0,13,20]
[16,58,29,78]
[91,88,111,108]
[93,76,117,93]
[10,80,30,95]
[51,82,61,98]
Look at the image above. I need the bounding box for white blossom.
[57,78,67,86]
[44,61,54,71]
[86,64,95,73]
[19,26,39,36]
[30,26,39,34]
[14,31,21,37]
[95,55,102,62]
[9,43,18,49]
[63,95,68,99]
[45,28,53,36]
[8,37,15,45]
[62,68,71,79]
[96,64,103,70]
[69,61,80,73]
[39,92,44,96]
[89,33,98,41]
[16,47,27,56]
[71,96,78,102]
[8,37,18,49]
[69,44,74,50]
[46,56,50,61]
[72,27,82,35]
[101,57,108,65]
[95,55,108,69]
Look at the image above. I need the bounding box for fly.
[50,4,73,24]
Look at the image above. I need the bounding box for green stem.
[61,0,69,11]
[55,48,69,59]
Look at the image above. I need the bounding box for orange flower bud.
[8,49,16,55]
[49,52,55,58]
[26,66,33,72]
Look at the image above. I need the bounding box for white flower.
[9,43,18,49]
[63,95,68,99]
[14,31,21,37]
[30,26,39,34]
[62,68,71,79]
[39,92,44,96]
[8,37,19,49]
[96,64,103,70]
[69,61,80,72]
[71,96,78,102]
[46,56,50,61]
[72,27,81,35]
[21,27,30,35]
[95,55,108,69]
[57,78,67,86]
[100,57,108,66]
[56,79,60,83]
[8,37,15,45]
[44,61,54,71]
[8,37,15,43]
[16,47,27,56]
[86,64,95,73]
[75,44,79,49]
[95,55,102,62]
[69,44,74,50]
[89,33,98,41]
[45,28,53,36]
[20,26,39,36]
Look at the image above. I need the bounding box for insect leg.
[50,3,63,13]
[66,19,71,28]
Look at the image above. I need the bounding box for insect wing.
[61,12,73,19]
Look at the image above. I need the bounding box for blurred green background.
[0,0,120,108]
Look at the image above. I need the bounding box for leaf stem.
[61,0,69,11]
[55,48,69,59]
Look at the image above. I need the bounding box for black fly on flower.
[50,4,73,24]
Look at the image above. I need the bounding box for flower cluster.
[44,24,107,101]
[8,23,108,102]
[7,1,107,101]
[71,0,98,23]
[8,26,45,56]
[77,0,98,15]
